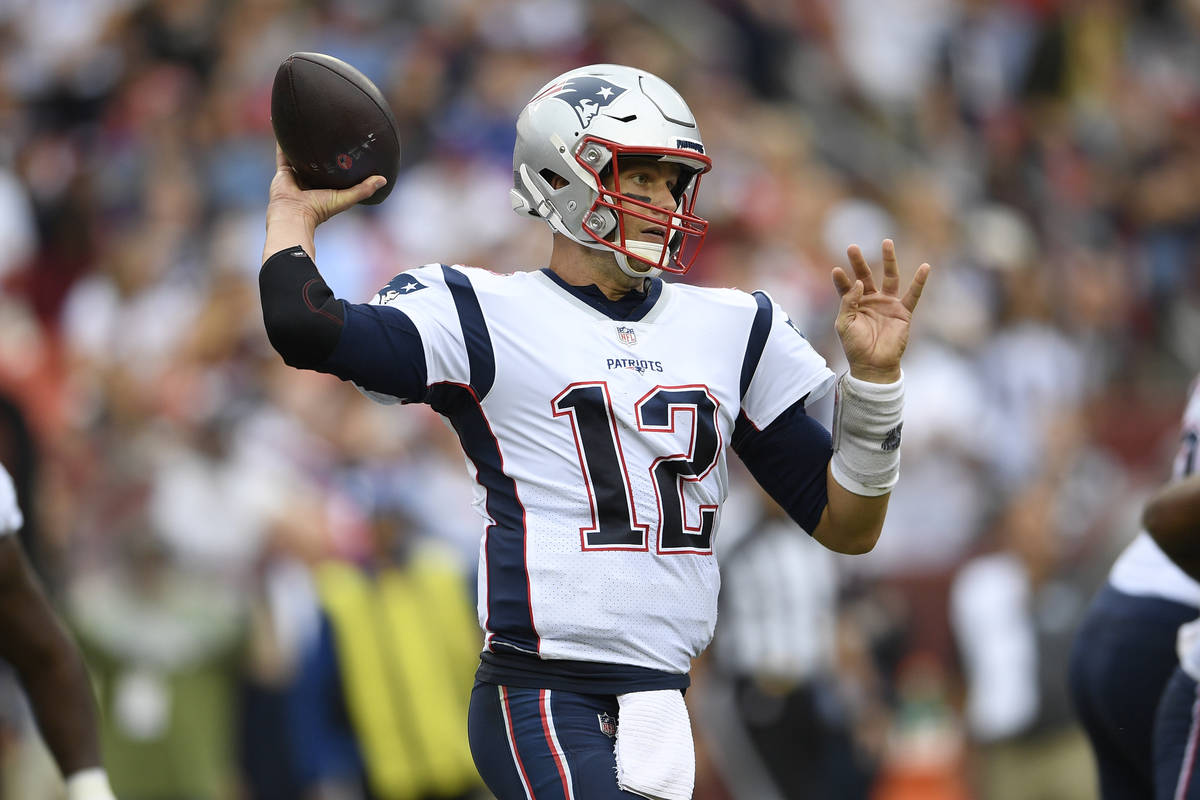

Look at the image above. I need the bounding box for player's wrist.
[65,768,117,800]
[263,209,319,263]
[846,363,901,384]
[830,370,904,497]
[266,202,322,231]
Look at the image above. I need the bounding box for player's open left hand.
[267,143,385,229]
[832,239,930,383]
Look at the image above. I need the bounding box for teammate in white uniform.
[260,64,930,799]
[1070,377,1200,799]
[0,463,117,800]
[1127,380,1200,800]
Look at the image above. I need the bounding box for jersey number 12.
[553,382,720,555]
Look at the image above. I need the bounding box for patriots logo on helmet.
[542,77,628,129]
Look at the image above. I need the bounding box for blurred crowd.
[1,0,1199,798]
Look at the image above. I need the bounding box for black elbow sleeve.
[260,246,346,369]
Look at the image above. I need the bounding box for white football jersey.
[1109,376,1200,606]
[357,266,833,674]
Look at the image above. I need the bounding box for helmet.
[511,64,712,278]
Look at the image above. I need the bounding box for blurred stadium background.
[1,0,1199,798]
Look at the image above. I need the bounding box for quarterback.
[260,64,929,799]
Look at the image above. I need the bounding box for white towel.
[614,689,695,800]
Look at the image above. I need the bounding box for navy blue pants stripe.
[1156,667,1200,800]
[1069,583,1198,799]
[468,681,645,799]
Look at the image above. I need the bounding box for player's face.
[605,157,682,245]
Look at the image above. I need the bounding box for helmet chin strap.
[614,240,668,280]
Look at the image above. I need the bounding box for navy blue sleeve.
[318,302,429,402]
[731,397,832,534]
[259,246,427,402]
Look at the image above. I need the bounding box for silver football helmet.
[511,64,712,278]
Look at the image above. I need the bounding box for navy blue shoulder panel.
[739,291,773,400]
[441,265,496,401]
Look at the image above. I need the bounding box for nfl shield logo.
[597,712,617,737]
[617,326,637,346]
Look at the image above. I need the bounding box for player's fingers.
[901,263,931,312]
[335,175,387,210]
[881,239,900,296]
[836,281,864,339]
[837,279,864,316]
[832,266,855,296]
[846,245,879,294]
[272,143,305,194]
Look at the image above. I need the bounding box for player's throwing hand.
[267,143,385,229]
[831,239,930,384]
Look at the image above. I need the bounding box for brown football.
[270,52,400,205]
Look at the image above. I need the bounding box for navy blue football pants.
[1069,583,1197,799]
[1155,666,1200,800]
[468,681,645,799]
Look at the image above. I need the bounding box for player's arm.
[812,467,891,554]
[0,470,115,799]
[811,240,929,554]
[732,396,890,555]
[1144,472,1200,581]
[259,144,431,403]
[259,247,428,400]
[260,143,384,366]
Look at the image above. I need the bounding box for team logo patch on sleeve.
[376,275,427,303]
[882,423,903,452]
[542,77,628,129]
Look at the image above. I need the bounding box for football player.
[259,64,929,799]
[1148,473,1200,800]
[0,463,117,800]
[1069,376,1200,800]
[1135,378,1200,800]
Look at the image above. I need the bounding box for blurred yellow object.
[316,550,482,800]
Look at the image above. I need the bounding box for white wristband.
[830,371,904,497]
[66,768,117,800]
